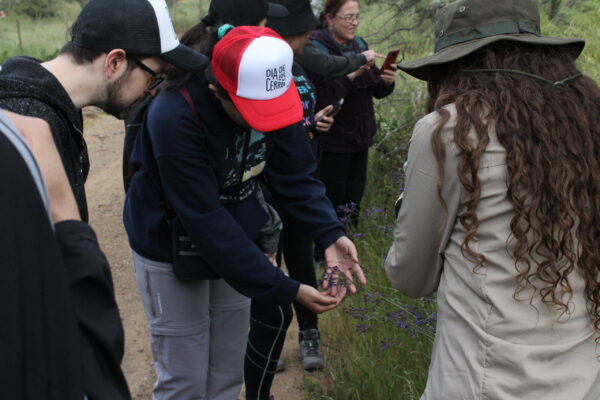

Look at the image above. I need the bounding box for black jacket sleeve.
[55,220,131,400]
[296,42,366,79]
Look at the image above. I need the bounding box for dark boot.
[298,328,324,371]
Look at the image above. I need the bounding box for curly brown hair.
[426,41,600,336]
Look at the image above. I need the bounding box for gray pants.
[133,252,251,400]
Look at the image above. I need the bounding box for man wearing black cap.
[0,1,207,399]
[0,0,208,222]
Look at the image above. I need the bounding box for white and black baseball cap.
[71,0,208,72]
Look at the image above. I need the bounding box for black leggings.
[245,301,293,400]
[317,149,369,227]
[279,215,319,330]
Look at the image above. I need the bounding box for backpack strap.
[178,87,202,123]
[176,86,226,190]
[354,36,368,52]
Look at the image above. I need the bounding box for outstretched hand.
[323,236,367,295]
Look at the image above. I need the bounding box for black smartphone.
[380,49,400,74]
[327,98,344,116]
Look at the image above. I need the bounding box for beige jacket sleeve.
[384,110,462,298]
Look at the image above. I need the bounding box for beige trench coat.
[385,104,600,399]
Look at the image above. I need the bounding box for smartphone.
[314,98,344,124]
[380,49,400,74]
[327,98,344,116]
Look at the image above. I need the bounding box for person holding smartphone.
[248,0,344,381]
[309,0,397,228]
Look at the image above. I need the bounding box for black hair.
[59,41,104,64]
[162,11,222,90]
[163,8,264,90]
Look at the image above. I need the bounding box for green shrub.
[13,0,59,18]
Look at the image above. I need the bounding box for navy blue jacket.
[124,77,344,306]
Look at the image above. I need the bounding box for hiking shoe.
[275,358,286,373]
[298,328,324,371]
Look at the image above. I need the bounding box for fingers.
[315,121,331,133]
[380,68,397,85]
[354,264,367,285]
[315,115,334,133]
[314,105,333,122]
[342,269,357,294]
[297,284,341,314]
[362,50,385,63]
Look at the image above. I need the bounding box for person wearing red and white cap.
[124,26,366,400]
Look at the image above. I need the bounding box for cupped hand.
[296,284,346,314]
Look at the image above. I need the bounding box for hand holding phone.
[315,98,344,123]
[327,98,344,116]
[380,49,400,75]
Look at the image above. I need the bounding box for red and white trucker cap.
[212,26,302,132]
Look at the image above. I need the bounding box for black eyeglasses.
[129,57,165,90]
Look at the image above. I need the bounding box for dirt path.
[83,107,306,400]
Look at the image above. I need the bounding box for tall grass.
[307,1,600,399]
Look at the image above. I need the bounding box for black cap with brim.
[161,44,210,72]
[209,0,288,26]
[267,2,288,17]
[399,33,585,81]
[267,0,319,36]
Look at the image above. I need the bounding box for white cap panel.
[148,0,180,53]
[236,36,294,100]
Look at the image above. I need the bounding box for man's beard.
[102,71,146,120]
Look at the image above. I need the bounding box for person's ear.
[104,49,127,79]
[325,13,335,27]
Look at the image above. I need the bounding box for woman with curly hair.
[385,0,600,398]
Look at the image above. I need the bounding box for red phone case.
[380,49,400,74]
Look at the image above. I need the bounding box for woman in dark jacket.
[309,0,396,226]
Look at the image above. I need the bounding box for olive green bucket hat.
[398,0,585,81]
